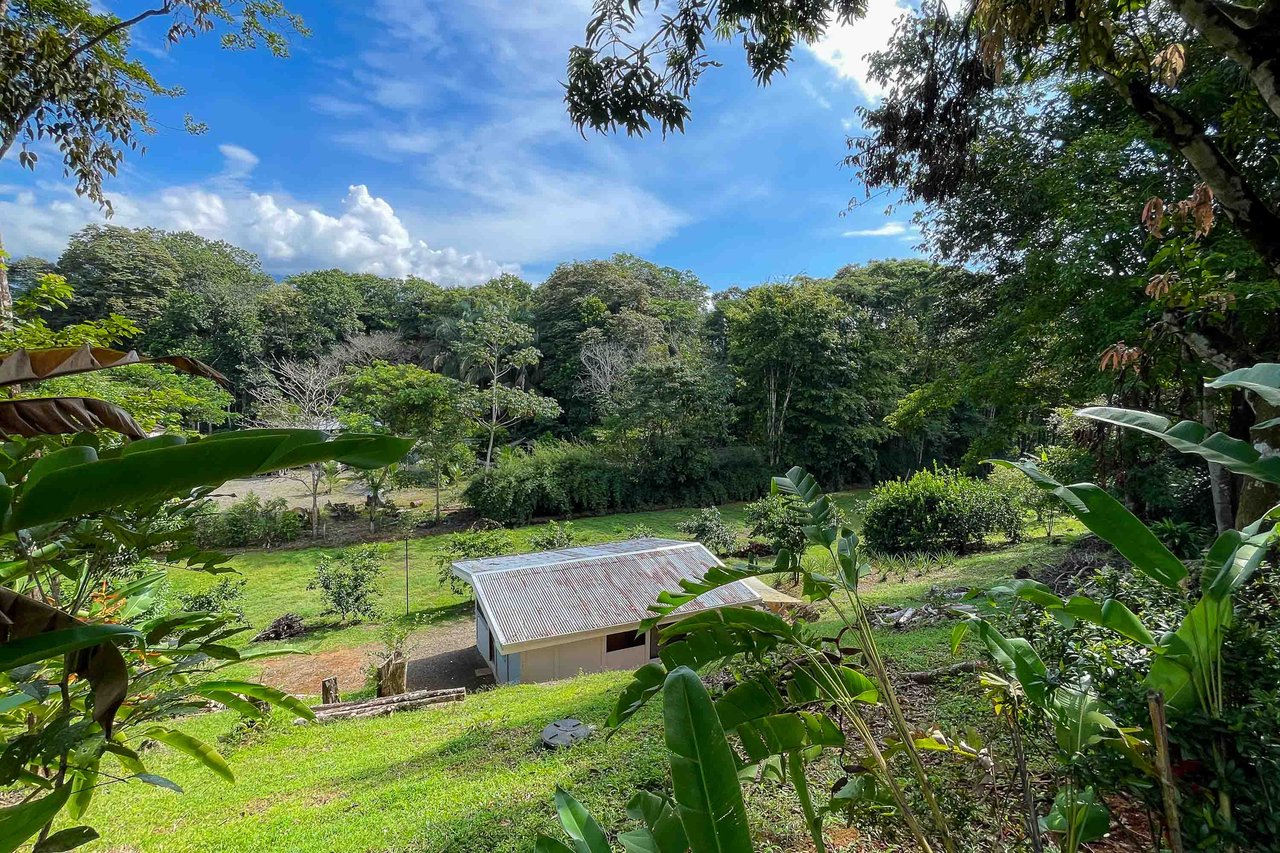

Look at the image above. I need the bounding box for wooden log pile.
[303,686,465,723]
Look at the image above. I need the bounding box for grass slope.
[87,673,668,853]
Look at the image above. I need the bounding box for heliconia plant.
[953,362,1280,851]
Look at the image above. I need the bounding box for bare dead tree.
[250,334,402,533]
[577,337,636,413]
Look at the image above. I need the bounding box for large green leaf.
[196,680,316,722]
[1076,407,1280,484]
[988,460,1187,589]
[735,712,845,762]
[1206,363,1280,405]
[0,786,71,853]
[715,675,787,730]
[0,623,136,670]
[10,430,413,530]
[620,791,689,853]
[143,728,233,782]
[664,667,754,853]
[552,787,611,853]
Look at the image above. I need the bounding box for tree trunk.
[1201,388,1236,533]
[434,462,442,523]
[1108,75,1280,279]
[0,229,11,328]
[1165,0,1280,123]
[309,464,321,536]
[1236,399,1280,527]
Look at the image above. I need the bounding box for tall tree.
[341,361,479,521]
[452,306,560,469]
[0,0,306,318]
[56,225,182,329]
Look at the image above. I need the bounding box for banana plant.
[601,468,957,853]
[538,667,752,853]
[0,347,415,852]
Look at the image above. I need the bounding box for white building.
[451,538,764,684]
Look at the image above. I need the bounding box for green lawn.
[88,496,1082,852]
[84,673,676,853]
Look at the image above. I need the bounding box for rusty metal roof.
[453,538,762,652]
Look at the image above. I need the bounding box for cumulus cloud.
[0,148,514,284]
[807,0,913,101]
[843,221,911,237]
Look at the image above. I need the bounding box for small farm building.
[451,538,764,684]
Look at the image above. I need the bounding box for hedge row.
[464,441,769,523]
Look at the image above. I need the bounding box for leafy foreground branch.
[542,363,1280,852]
[0,346,412,852]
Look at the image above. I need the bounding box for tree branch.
[1105,72,1280,278]
[1165,0,1280,121]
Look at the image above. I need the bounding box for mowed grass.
[83,673,681,853]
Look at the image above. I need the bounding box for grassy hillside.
[89,514,1080,852]
[86,673,671,853]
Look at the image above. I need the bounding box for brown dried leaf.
[1153,43,1187,87]
[0,588,129,735]
[0,345,229,389]
[1140,197,1166,236]
[0,397,146,439]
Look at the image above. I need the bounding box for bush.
[176,577,247,622]
[195,493,304,548]
[676,507,737,555]
[437,526,513,593]
[743,493,834,556]
[528,520,577,551]
[861,467,1022,554]
[308,545,384,623]
[463,440,769,524]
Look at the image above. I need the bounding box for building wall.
[475,604,489,662]
[514,633,651,684]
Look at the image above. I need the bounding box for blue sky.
[0,0,922,290]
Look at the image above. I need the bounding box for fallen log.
[311,691,463,722]
[311,686,464,714]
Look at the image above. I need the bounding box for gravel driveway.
[406,617,495,692]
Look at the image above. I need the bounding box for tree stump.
[321,676,339,705]
[376,650,407,697]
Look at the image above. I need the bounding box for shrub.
[308,544,384,623]
[676,506,737,555]
[528,520,577,551]
[463,439,769,523]
[176,577,247,622]
[195,493,303,548]
[437,526,513,593]
[861,467,1021,554]
[743,493,834,556]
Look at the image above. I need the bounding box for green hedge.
[861,467,1023,554]
[464,441,769,524]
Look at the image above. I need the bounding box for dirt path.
[257,617,493,697]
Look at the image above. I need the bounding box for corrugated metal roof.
[453,539,761,652]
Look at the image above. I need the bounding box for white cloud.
[321,0,687,265]
[807,0,913,101]
[217,144,259,179]
[843,221,911,237]
[0,149,514,285]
